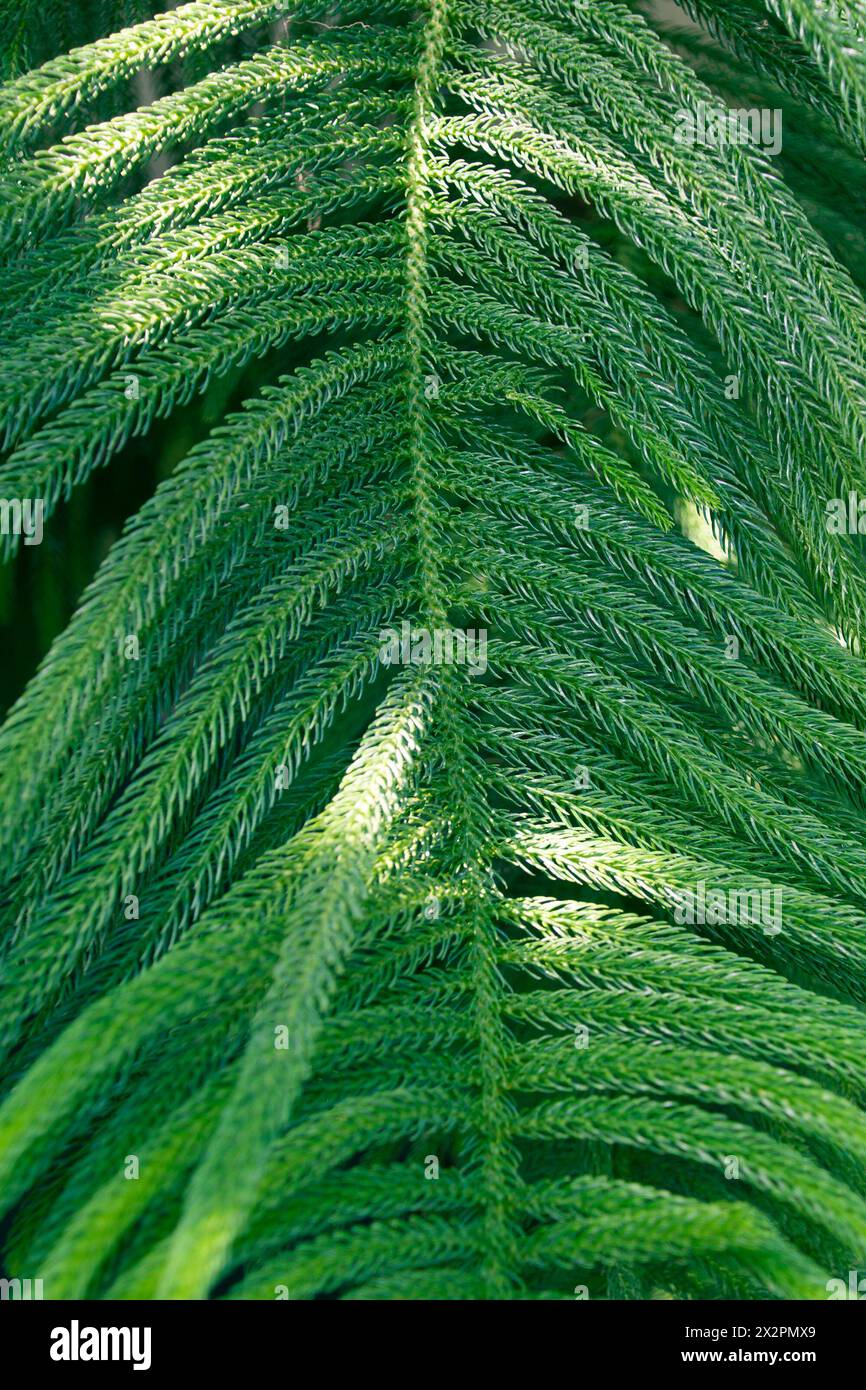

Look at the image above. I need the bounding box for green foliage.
[1,0,866,1300]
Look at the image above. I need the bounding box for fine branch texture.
[1,0,866,1302]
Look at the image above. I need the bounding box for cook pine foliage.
[1,0,866,1300]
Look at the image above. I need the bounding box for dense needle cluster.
[1,0,866,1300]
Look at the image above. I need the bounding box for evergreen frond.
[1,0,866,1304]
